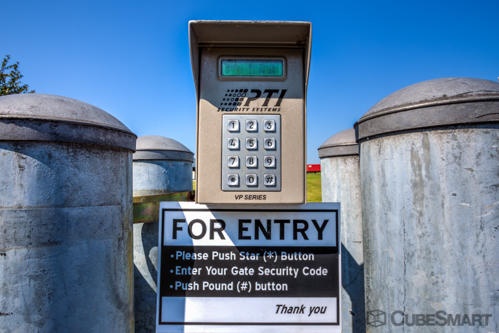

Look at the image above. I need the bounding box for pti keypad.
[222,114,281,191]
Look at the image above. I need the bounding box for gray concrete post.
[318,129,365,333]
[0,94,136,332]
[132,135,193,332]
[356,78,499,332]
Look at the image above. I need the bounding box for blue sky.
[3,0,498,163]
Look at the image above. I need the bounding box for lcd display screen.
[221,59,283,77]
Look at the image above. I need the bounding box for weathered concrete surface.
[361,128,498,332]
[133,160,193,197]
[132,192,192,332]
[133,135,193,332]
[133,222,159,333]
[321,155,365,333]
[0,142,134,332]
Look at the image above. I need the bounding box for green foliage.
[306,172,322,202]
[0,55,34,96]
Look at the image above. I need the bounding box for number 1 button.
[227,120,239,132]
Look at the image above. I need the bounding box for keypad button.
[227,120,240,132]
[263,174,276,187]
[246,156,258,168]
[228,138,239,150]
[264,119,275,132]
[264,137,276,150]
[246,174,258,186]
[246,138,258,150]
[227,174,239,187]
[228,156,239,168]
[263,155,276,168]
[245,119,258,132]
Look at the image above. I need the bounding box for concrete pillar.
[318,128,365,332]
[132,135,193,332]
[0,94,136,332]
[356,78,499,332]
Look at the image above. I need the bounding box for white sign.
[156,202,341,333]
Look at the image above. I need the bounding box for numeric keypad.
[222,114,281,191]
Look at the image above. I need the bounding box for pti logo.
[367,310,387,327]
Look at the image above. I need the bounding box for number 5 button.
[246,138,258,150]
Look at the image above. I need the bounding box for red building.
[306,164,321,173]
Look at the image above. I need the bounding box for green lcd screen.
[221,59,283,77]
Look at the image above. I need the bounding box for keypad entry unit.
[222,115,281,191]
[190,21,311,204]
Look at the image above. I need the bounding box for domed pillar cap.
[0,93,136,151]
[318,128,358,159]
[133,135,194,162]
[355,77,499,142]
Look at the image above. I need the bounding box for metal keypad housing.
[191,23,310,204]
[222,114,281,191]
